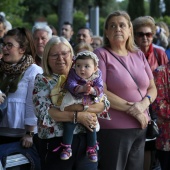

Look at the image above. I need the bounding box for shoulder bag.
[105,48,159,139]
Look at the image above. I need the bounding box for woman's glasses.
[2,42,20,50]
[135,32,153,38]
[49,51,70,60]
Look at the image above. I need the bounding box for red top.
[146,45,168,72]
[152,62,170,151]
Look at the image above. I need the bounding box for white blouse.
[0,64,43,131]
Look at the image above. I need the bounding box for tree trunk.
[58,0,74,35]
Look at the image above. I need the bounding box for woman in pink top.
[94,11,157,170]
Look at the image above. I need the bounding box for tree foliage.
[0,0,28,28]
[118,0,129,11]
[0,0,169,35]
[22,0,57,24]
[150,0,161,18]
[0,0,26,16]
[163,0,170,16]
[74,0,118,18]
[127,0,145,20]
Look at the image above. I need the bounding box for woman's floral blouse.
[33,73,86,139]
[152,62,170,151]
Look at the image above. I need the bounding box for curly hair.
[132,16,156,36]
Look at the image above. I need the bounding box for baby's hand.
[84,81,94,95]
[83,84,91,94]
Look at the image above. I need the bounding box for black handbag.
[146,119,159,139]
[0,94,7,123]
[106,48,159,139]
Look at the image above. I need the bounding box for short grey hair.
[32,24,52,39]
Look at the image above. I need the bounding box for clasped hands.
[78,112,97,132]
[83,81,94,95]
[126,101,148,129]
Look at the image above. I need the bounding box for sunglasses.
[135,32,153,38]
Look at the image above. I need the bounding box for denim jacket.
[0,141,41,170]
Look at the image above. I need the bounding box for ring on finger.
[89,125,93,129]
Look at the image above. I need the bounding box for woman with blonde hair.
[33,36,109,170]
[94,11,157,170]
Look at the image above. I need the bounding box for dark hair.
[74,42,93,55]
[77,27,93,37]
[63,21,73,28]
[4,27,36,60]
[62,22,73,32]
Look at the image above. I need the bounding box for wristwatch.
[26,131,34,137]
[146,95,153,104]
[83,105,89,112]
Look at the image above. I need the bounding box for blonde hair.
[103,10,138,52]
[93,36,103,45]
[74,42,93,55]
[42,36,74,76]
[132,16,156,35]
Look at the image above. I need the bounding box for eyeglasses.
[135,32,153,38]
[49,51,71,59]
[2,42,20,50]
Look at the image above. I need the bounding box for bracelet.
[73,111,78,124]
[25,131,34,137]
[146,95,153,105]
[83,105,89,112]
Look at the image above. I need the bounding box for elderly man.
[76,27,93,45]
[32,24,52,66]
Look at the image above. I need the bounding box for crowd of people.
[0,10,170,170]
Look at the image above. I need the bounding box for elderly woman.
[33,36,108,170]
[133,16,168,72]
[132,16,168,170]
[94,11,157,170]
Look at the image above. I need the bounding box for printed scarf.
[0,55,34,94]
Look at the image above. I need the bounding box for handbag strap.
[153,48,161,66]
[105,48,151,117]
[105,48,143,98]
